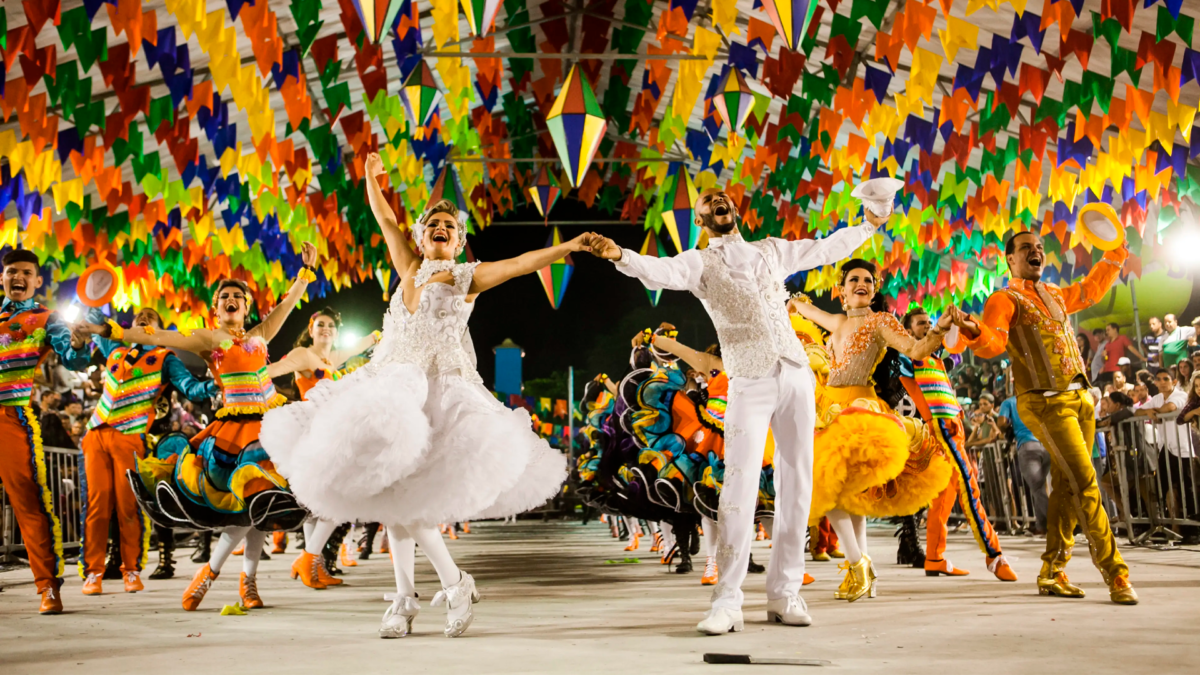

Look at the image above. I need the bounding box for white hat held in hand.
[852,176,904,219]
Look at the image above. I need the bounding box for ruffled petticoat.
[809,384,952,524]
[260,363,567,526]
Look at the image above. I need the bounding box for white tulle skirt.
[260,364,567,526]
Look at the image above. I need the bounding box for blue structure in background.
[494,338,524,397]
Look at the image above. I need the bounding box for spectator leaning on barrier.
[1106,369,1134,396]
[1177,357,1195,387]
[1143,316,1165,368]
[967,393,1000,449]
[998,393,1049,535]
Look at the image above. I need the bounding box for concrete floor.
[1,521,1197,674]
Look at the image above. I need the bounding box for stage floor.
[1,521,1196,674]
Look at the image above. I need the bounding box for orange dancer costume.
[0,295,92,614]
[78,331,218,595]
[897,348,1015,581]
[956,241,1136,604]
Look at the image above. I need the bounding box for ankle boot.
[149,544,176,580]
[103,531,123,580]
[191,531,212,564]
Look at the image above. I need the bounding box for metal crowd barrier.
[0,445,83,563]
[963,411,1200,546]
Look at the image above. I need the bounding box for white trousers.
[711,361,815,611]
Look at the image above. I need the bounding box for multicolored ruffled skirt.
[809,384,952,524]
[129,416,305,531]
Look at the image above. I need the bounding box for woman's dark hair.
[1108,391,1134,408]
[1075,331,1092,364]
[213,279,254,327]
[1178,358,1194,382]
[295,306,342,348]
[842,259,904,406]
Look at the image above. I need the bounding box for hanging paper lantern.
[640,232,666,307]
[660,170,700,255]
[429,165,470,228]
[350,0,408,44]
[399,60,443,128]
[536,227,575,309]
[761,0,818,52]
[713,68,756,136]
[546,66,607,188]
[460,0,504,37]
[527,167,561,224]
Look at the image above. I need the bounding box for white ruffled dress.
[260,260,567,526]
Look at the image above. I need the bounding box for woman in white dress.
[261,153,582,638]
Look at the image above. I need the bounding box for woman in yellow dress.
[789,259,956,602]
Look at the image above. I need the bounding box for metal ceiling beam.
[448,156,679,163]
[424,51,707,60]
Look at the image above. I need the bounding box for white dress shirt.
[614,226,875,378]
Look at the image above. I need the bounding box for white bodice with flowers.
[369,259,482,385]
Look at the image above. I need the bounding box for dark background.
[267,198,720,401]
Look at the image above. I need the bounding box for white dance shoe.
[379,594,420,638]
[766,594,813,626]
[432,571,480,638]
[696,607,745,635]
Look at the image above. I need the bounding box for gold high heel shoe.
[836,556,871,602]
[834,561,851,599]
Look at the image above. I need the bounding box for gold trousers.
[1018,390,1127,582]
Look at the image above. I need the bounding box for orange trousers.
[79,427,149,576]
[0,406,64,593]
[925,417,1003,562]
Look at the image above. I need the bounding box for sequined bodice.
[370,261,482,384]
[698,243,806,379]
[826,312,899,388]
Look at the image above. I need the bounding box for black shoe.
[149,538,176,580]
[747,554,765,574]
[894,515,925,568]
[259,550,271,561]
[191,531,212,564]
[675,559,693,574]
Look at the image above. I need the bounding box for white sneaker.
[766,594,813,626]
[696,607,745,635]
[432,571,480,638]
[379,594,420,638]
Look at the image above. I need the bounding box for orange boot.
[271,531,287,554]
[987,555,1018,582]
[232,544,244,556]
[623,533,640,551]
[380,534,390,553]
[462,522,471,534]
[924,558,970,577]
[701,557,719,585]
[240,573,264,609]
[339,542,358,568]
[182,565,218,611]
[803,572,815,585]
[447,527,459,541]
[755,523,766,541]
[316,556,344,587]
[290,551,327,590]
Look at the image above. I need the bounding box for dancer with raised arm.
[260,152,570,638]
[951,224,1137,605]
[265,307,380,590]
[789,260,957,602]
[75,242,319,612]
[79,307,220,596]
[591,187,877,635]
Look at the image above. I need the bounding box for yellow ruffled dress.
[808,312,952,523]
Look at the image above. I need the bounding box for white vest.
[698,242,807,379]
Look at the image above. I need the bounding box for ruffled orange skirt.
[809,385,952,524]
